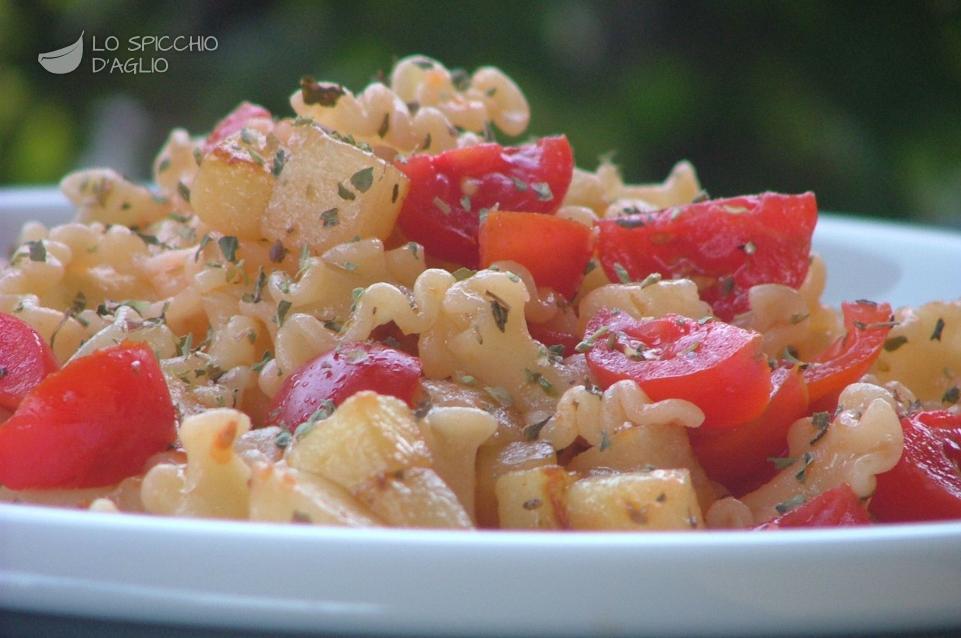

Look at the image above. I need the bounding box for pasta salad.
[0,55,958,531]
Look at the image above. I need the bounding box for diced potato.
[287,391,432,491]
[249,461,381,527]
[355,467,472,529]
[262,123,408,251]
[566,470,704,531]
[495,465,573,530]
[476,441,557,528]
[566,425,717,513]
[191,143,275,239]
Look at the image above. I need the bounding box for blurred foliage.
[1,0,960,226]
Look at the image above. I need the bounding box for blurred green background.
[1,0,960,227]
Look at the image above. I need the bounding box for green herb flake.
[274,430,292,450]
[177,181,191,202]
[639,272,662,288]
[377,113,390,138]
[218,236,239,263]
[789,313,810,325]
[157,157,171,173]
[931,317,946,341]
[599,430,612,451]
[718,276,735,297]
[883,335,908,352]
[272,149,288,177]
[392,183,400,203]
[460,195,472,212]
[344,348,369,364]
[276,300,293,326]
[406,242,420,259]
[299,76,346,106]
[251,350,274,372]
[531,182,553,201]
[795,451,815,483]
[775,494,807,515]
[26,240,46,262]
[313,208,340,231]
[269,240,287,263]
[575,326,611,353]
[177,333,193,357]
[809,411,831,445]
[510,176,528,192]
[451,267,476,281]
[487,292,510,332]
[337,182,356,201]
[350,166,375,193]
[613,262,631,284]
[942,386,960,405]
[522,416,551,441]
[460,374,476,386]
[768,455,797,470]
[583,260,597,275]
[615,217,646,229]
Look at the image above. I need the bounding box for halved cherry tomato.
[596,192,818,320]
[0,342,176,489]
[756,484,871,529]
[204,102,272,152]
[804,300,892,411]
[267,342,422,431]
[0,312,58,411]
[690,365,809,495]
[479,211,594,299]
[527,322,580,358]
[583,310,772,427]
[396,136,574,268]
[870,410,961,523]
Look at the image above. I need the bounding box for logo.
[38,31,84,74]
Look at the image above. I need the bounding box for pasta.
[1,54,959,532]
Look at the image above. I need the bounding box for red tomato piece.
[596,192,818,320]
[0,342,176,489]
[0,312,59,410]
[203,102,272,152]
[267,342,422,431]
[804,300,893,411]
[870,410,961,523]
[756,484,871,529]
[690,365,809,495]
[583,310,772,427]
[527,322,581,358]
[395,136,574,268]
[479,211,594,299]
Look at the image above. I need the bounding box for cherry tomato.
[804,300,892,411]
[267,342,422,431]
[0,342,176,489]
[479,211,594,299]
[0,312,58,411]
[690,365,809,495]
[527,322,580,358]
[583,310,772,427]
[596,192,818,320]
[204,102,272,152]
[870,410,961,523]
[756,484,871,529]
[395,136,574,268]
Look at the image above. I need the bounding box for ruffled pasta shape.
[290,55,529,153]
[739,382,904,523]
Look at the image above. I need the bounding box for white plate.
[1,188,960,637]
